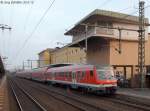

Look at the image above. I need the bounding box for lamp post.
[0,24,12,74]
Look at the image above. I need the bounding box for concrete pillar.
[86,38,110,65]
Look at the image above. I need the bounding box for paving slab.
[0,76,9,111]
[117,88,150,100]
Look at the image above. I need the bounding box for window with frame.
[90,70,93,76]
[69,72,72,78]
[82,71,85,78]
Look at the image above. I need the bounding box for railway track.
[13,76,150,111]
[15,77,150,111]
[14,78,107,111]
[8,78,47,111]
[30,85,150,111]
[104,97,150,111]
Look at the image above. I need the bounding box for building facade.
[65,9,150,87]
[51,47,86,64]
[38,47,86,67]
[38,48,53,67]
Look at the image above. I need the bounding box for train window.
[65,72,68,78]
[90,70,93,76]
[64,72,65,77]
[59,72,61,77]
[60,73,61,76]
[61,72,63,77]
[67,72,69,78]
[97,70,115,80]
[70,72,72,78]
[54,72,56,77]
[82,71,85,78]
[77,71,81,80]
[62,72,65,77]
[65,72,67,78]
[54,72,59,77]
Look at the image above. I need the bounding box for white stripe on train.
[46,79,117,89]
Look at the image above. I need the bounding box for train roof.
[47,64,113,72]
[48,63,74,68]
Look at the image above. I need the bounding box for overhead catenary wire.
[13,1,150,67]
[118,6,134,12]
[96,0,113,9]
[65,0,113,34]
[13,0,56,60]
[67,4,150,34]
[7,1,14,63]
[23,0,36,32]
[122,4,150,19]
[14,1,36,63]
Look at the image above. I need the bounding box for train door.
[72,71,77,84]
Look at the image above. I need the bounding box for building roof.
[38,48,55,55]
[65,9,149,35]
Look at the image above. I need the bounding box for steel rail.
[9,82,24,111]
[19,80,109,111]
[9,79,47,111]
[105,97,150,111]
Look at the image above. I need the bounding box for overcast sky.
[0,0,149,70]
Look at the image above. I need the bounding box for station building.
[64,9,150,88]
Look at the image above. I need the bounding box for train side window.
[77,71,81,80]
[66,73,67,78]
[68,72,70,78]
[82,71,85,78]
[59,72,61,77]
[90,70,93,76]
[54,72,58,77]
[60,72,62,77]
[54,72,56,77]
[65,72,67,78]
[67,73,69,78]
[66,72,68,78]
[61,72,63,77]
[70,72,72,78]
[63,72,65,77]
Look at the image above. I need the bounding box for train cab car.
[94,66,117,94]
[45,64,117,94]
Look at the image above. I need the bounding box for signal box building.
[65,9,150,88]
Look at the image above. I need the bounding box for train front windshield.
[97,70,115,80]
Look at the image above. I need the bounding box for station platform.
[117,88,150,100]
[0,76,9,111]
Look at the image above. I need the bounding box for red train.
[16,64,117,94]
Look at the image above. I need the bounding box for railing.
[72,27,114,42]
[96,27,114,35]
